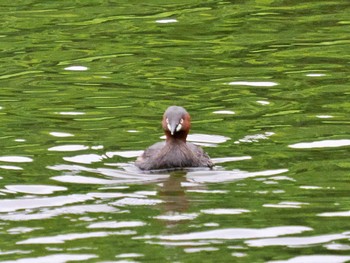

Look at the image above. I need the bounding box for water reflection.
[158,171,189,213]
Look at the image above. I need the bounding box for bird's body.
[135,106,213,170]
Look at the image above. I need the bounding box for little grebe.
[135,106,214,170]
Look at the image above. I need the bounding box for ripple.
[49,132,74,137]
[154,212,199,221]
[187,168,289,183]
[306,73,326,77]
[246,232,350,247]
[58,111,85,115]
[318,210,350,217]
[87,192,141,199]
[112,197,163,207]
[64,154,103,164]
[48,144,89,152]
[0,253,97,263]
[201,208,250,215]
[64,65,88,71]
[187,190,228,194]
[17,231,134,244]
[0,204,116,221]
[228,81,278,87]
[154,226,311,241]
[7,227,42,234]
[299,185,322,190]
[5,185,67,195]
[213,110,235,115]
[0,250,31,256]
[212,156,251,164]
[324,243,350,251]
[268,255,350,263]
[87,220,146,229]
[235,132,274,144]
[127,130,139,133]
[51,175,117,185]
[156,19,178,24]
[188,134,230,144]
[0,194,93,213]
[263,202,309,209]
[232,252,247,258]
[49,164,169,184]
[116,253,143,258]
[256,100,270,105]
[289,139,350,149]
[0,165,23,170]
[106,150,144,158]
[316,115,333,119]
[184,247,219,253]
[0,156,33,163]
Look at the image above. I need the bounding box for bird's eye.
[166,118,169,124]
[180,118,184,124]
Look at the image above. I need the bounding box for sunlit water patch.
[49,132,74,137]
[246,231,350,248]
[57,111,86,116]
[305,73,326,77]
[234,132,274,144]
[0,204,117,221]
[63,154,104,164]
[212,110,235,115]
[0,165,23,170]
[18,231,135,244]
[200,208,250,215]
[263,201,309,209]
[268,255,350,263]
[64,65,89,71]
[141,226,311,241]
[48,145,89,152]
[186,169,288,184]
[154,212,199,221]
[0,254,97,263]
[289,139,350,149]
[228,81,278,87]
[0,195,93,213]
[0,156,33,163]
[318,211,350,217]
[4,185,67,195]
[87,220,146,229]
[155,19,178,24]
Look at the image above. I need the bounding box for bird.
[135,106,213,170]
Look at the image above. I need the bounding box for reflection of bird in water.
[136,106,213,170]
[158,171,189,216]
[156,170,209,231]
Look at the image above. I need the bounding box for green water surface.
[0,0,350,262]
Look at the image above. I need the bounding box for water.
[1,0,350,262]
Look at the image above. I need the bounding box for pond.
[0,0,350,262]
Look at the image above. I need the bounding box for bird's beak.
[167,120,182,135]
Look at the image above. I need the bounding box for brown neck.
[165,130,188,143]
